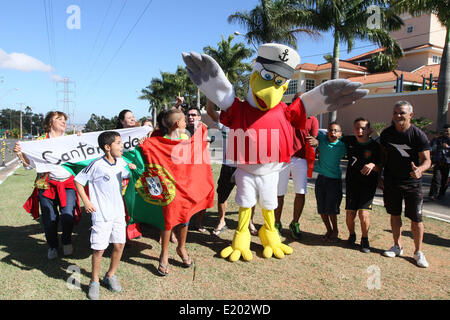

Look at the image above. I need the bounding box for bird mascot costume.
[182,43,368,262]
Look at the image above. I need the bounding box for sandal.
[195,226,207,233]
[212,225,228,236]
[176,248,194,268]
[158,259,169,276]
[249,225,258,236]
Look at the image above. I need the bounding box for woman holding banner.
[14,111,80,260]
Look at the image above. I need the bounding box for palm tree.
[228,0,319,49]
[390,0,449,131]
[139,67,199,115]
[203,35,254,99]
[282,0,404,123]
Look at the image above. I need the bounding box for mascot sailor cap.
[256,43,300,79]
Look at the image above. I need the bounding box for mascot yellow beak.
[250,70,289,111]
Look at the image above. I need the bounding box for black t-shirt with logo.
[380,124,430,184]
[341,136,381,185]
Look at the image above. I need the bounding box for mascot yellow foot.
[220,207,253,262]
[220,207,292,262]
[259,208,293,259]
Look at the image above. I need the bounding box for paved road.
[209,142,450,222]
[0,138,19,165]
[307,160,450,223]
[0,139,28,184]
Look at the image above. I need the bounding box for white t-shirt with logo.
[75,156,130,222]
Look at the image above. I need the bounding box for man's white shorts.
[90,216,126,251]
[234,168,279,210]
[277,157,308,196]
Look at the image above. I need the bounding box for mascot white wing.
[301,79,368,116]
[182,52,235,111]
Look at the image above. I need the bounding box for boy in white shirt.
[75,131,136,300]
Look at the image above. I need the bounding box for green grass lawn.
[0,164,449,300]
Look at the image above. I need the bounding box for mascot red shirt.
[220,97,306,165]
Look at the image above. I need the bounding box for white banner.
[20,127,151,173]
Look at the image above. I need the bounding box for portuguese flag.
[124,125,215,231]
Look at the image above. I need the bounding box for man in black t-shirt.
[379,101,431,268]
[341,118,381,253]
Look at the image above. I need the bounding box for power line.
[80,0,129,95]
[43,0,58,107]
[42,0,54,68]
[83,0,153,99]
[82,0,114,80]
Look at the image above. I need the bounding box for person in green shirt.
[308,122,346,242]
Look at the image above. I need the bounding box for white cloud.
[50,74,64,82]
[0,48,53,72]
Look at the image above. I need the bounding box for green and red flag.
[124,125,215,230]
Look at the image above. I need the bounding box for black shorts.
[217,165,236,204]
[345,180,377,211]
[383,180,423,222]
[315,174,343,215]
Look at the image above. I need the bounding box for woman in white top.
[15,111,79,260]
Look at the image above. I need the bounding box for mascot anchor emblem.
[279,49,289,62]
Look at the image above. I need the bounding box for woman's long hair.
[116,109,132,129]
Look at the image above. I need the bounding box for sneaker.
[360,237,370,253]
[88,281,100,300]
[413,251,429,268]
[347,233,356,246]
[103,273,122,292]
[274,222,282,235]
[383,245,403,258]
[289,222,302,240]
[63,244,73,256]
[47,248,58,260]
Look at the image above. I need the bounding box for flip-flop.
[176,248,194,268]
[196,226,208,233]
[180,255,194,268]
[158,262,169,276]
[212,225,228,236]
[249,226,258,236]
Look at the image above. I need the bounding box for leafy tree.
[390,0,449,131]
[411,116,434,136]
[203,35,254,100]
[367,52,398,73]
[84,114,117,132]
[139,66,199,114]
[372,121,387,136]
[0,108,44,135]
[228,0,319,49]
[282,0,404,123]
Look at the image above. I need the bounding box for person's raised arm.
[206,99,219,123]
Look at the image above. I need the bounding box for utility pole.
[17,103,26,139]
[57,77,76,131]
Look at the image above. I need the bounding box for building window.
[284,79,298,95]
[305,79,315,92]
[406,25,414,34]
[432,55,441,64]
[321,79,328,83]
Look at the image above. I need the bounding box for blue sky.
[0,0,378,125]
